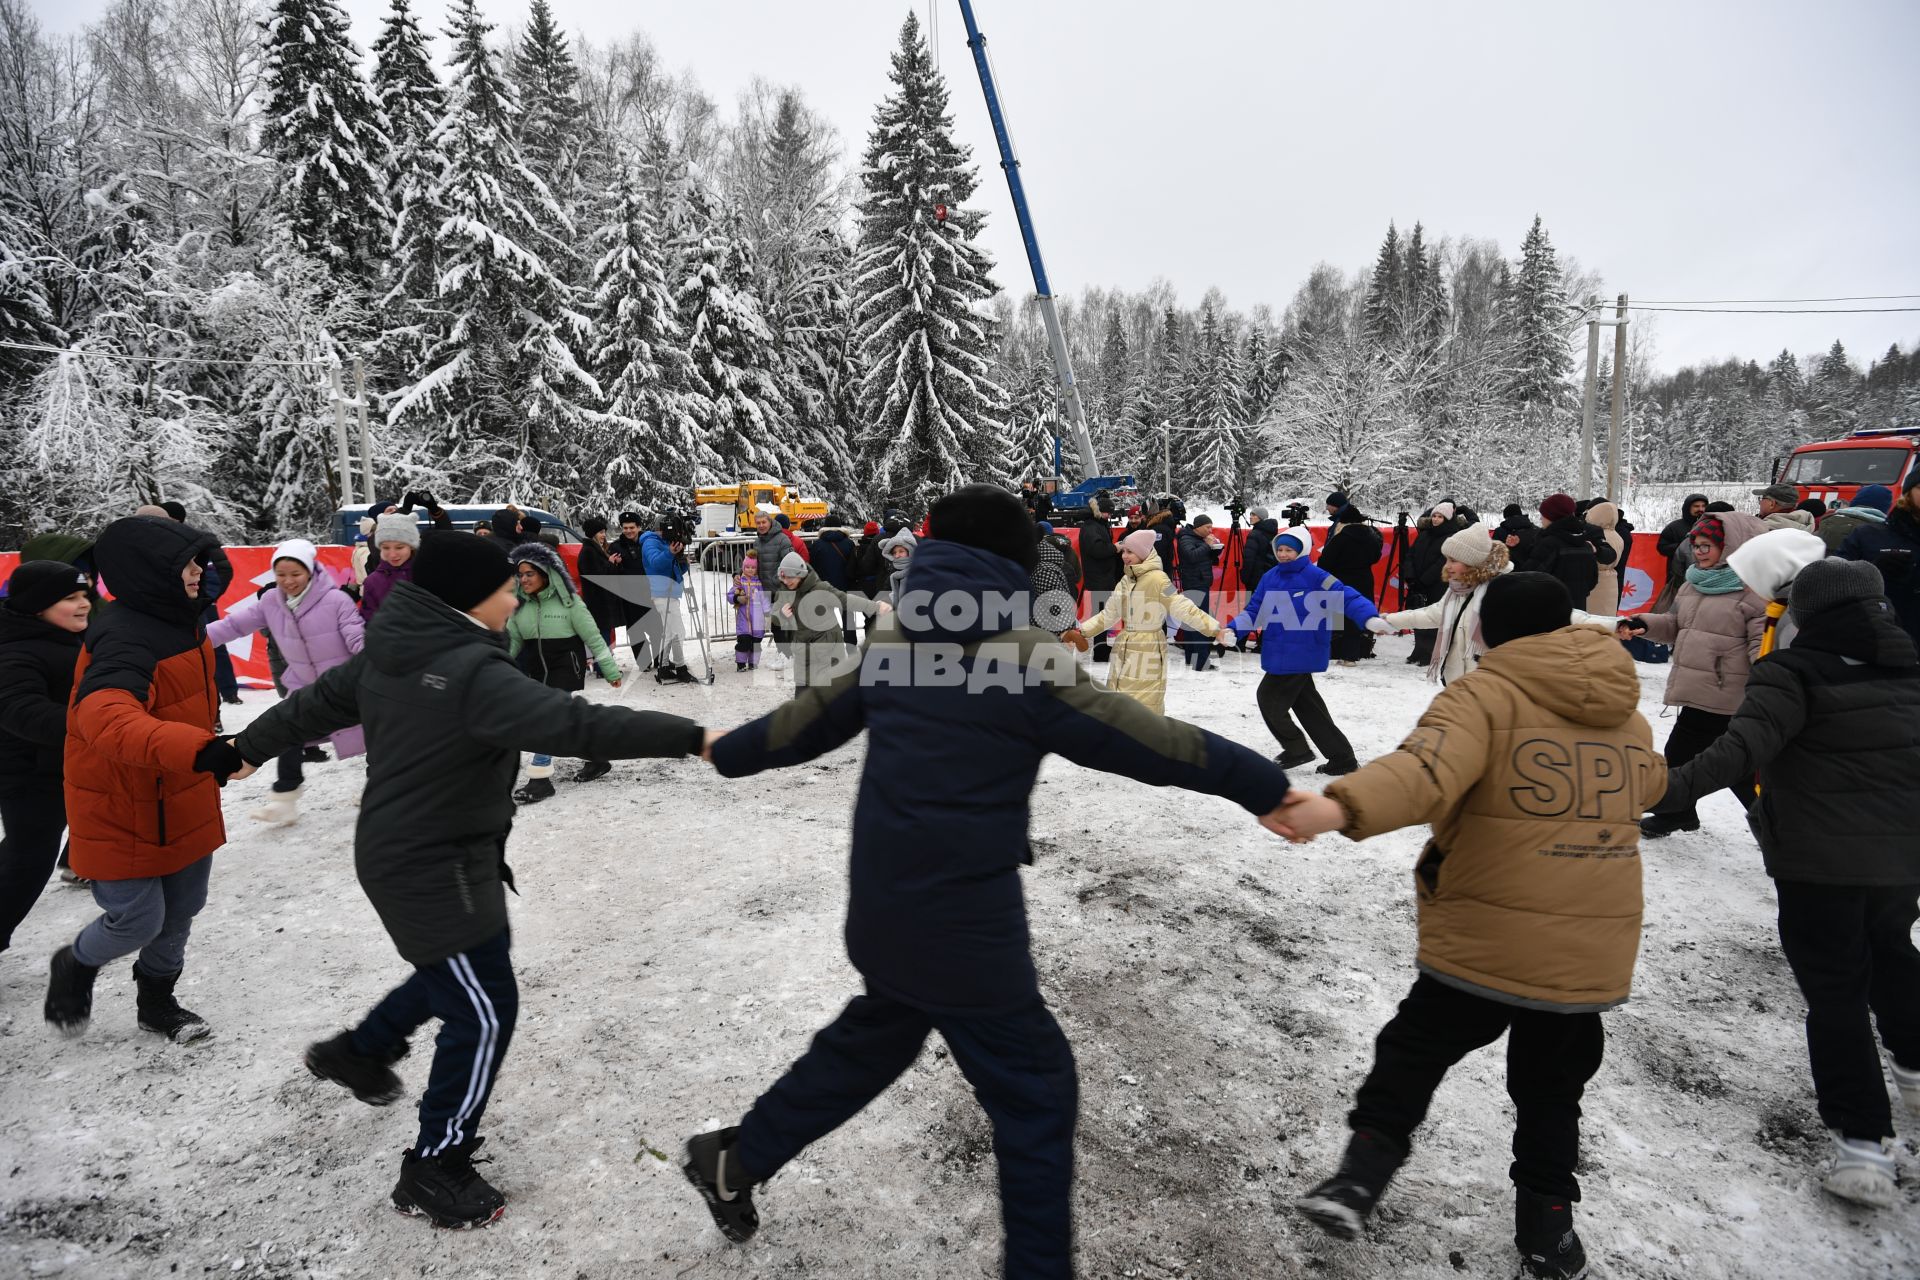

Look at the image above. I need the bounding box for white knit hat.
[1440,522,1497,568]
[271,538,318,572]
[778,551,808,579]
[373,512,421,549]
[1726,528,1825,601]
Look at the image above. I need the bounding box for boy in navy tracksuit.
[682,485,1295,1280]
[1224,527,1382,776]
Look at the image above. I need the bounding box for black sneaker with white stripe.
[391,1138,505,1229]
[684,1126,761,1242]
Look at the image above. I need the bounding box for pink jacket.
[208,567,367,756]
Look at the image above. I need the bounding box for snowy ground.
[3,634,1918,1280]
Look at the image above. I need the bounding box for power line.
[0,338,335,371]
[1626,294,1920,305]
[1623,305,1920,315]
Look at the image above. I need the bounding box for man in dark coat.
[611,511,661,668]
[1838,471,1920,644]
[222,533,708,1231]
[850,522,887,601]
[1652,558,1920,1206]
[1495,504,1541,563]
[1076,505,1122,662]
[1174,516,1222,670]
[1319,507,1384,662]
[682,485,1295,1278]
[1241,508,1280,590]
[811,519,860,644]
[1525,494,1603,608]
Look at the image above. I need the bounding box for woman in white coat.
[1370,523,1618,685]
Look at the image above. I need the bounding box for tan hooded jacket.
[1326,626,1667,1011]
[1585,501,1626,615]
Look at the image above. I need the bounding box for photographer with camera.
[642,515,699,685]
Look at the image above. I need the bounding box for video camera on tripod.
[655,511,698,546]
[1281,502,1311,527]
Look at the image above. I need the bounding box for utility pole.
[354,356,374,505]
[1606,293,1629,502]
[1578,306,1601,499]
[330,361,355,509]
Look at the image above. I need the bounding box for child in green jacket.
[507,542,621,803]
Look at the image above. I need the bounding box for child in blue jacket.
[1224,527,1381,775]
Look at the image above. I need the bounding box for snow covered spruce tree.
[260,0,391,276]
[676,199,790,482]
[371,0,444,324]
[510,0,593,288]
[851,12,1007,514]
[1176,296,1248,500]
[1506,214,1573,418]
[387,0,598,502]
[589,159,708,508]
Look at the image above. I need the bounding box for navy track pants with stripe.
[349,929,519,1155]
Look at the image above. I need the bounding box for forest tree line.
[1,0,1913,544]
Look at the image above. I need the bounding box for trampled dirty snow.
[3,636,1917,1279]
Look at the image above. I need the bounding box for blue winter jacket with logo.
[1227,555,1381,675]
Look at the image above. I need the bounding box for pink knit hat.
[1120,530,1158,560]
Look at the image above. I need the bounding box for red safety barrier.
[1055,524,1674,619]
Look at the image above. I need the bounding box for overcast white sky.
[37,0,1920,374]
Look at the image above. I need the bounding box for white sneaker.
[1821,1131,1897,1208]
[1893,1061,1920,1113]
[250,787,301,825]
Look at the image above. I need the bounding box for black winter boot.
[1315,759,1358,777]
[573,760,612,783]
[683,1126,762,1242]
[1515,1188,1589,1279]
[134,963,210,1043]
[513,777,555,805]
[44,945,100,1036]
[392,1138,506,1229]
[306,1029,409,1105]
[1294,1127,1407,1240]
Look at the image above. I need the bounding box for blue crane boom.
[955,0,1099,480]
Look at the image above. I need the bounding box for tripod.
[675,549,717,686]
[1383,512,1412,611]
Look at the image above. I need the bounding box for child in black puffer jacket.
[0,562,93,953]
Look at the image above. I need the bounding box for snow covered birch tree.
[850,12,1006,514]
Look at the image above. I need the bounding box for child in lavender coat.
[731,552,769,672]
[207,538,365,824]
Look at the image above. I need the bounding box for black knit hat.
[927,484,1038,572]
[1789,558,1885,621]
[1480,572,1572,649]
[4,560,91,616]
[413,532,513,611]
[583,516,608,538]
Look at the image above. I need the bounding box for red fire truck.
[1774,425,1920,507]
